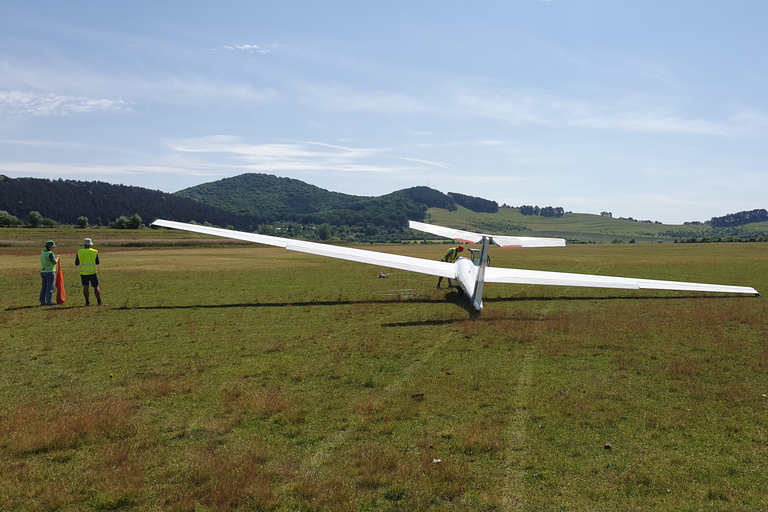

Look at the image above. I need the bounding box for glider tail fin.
[471,236,490,311]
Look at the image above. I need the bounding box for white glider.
[150,219,760,312]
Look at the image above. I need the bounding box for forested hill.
[175,173,361,218]
[0,176,260,230]
[173,174,464,227]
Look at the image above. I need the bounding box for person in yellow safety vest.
[75,237,105,306]
[40,240,60,306]
[436,245,464,288]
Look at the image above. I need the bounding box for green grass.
[1,239,767,510]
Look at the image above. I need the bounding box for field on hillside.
[1,237,767,510]
[0,226,243,247]
[427,207,709,243]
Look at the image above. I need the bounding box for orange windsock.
[55,261,66,305]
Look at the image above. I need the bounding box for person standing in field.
[436,244,464,288]
[40,240,59,306]
[75,237,105,306]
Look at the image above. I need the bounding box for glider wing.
[484,266,759,295]
[408,220,566,248]
[150,219,456,278]
[152,219,759,297]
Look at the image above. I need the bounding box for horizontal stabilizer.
[408,221,566,248]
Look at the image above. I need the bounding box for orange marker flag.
[55,260,66,305]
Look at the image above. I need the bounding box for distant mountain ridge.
[1,173,766,243]
[0,174,465,236]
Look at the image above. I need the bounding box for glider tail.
[471,236,491,311]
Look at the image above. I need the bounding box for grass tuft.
[1,397,136,455]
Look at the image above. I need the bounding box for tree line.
[708,209,768,228]
[519,205,565,217]
[0,210,145,229]
[447,192,498,213]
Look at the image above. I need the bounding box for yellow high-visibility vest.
[41,250,57,273]
[441,247,460,263]
[77,248,98,275]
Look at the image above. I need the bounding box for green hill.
[174,174,361,220]
[173,174,441,239]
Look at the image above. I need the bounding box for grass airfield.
[1,237,767,510]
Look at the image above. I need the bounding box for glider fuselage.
[452,235,491,311]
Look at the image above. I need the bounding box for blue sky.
[1,0,767,224]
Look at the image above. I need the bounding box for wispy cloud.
[303,85,429,115]
[216,43,283,54]
[0,53,277,109]
[0,138,139,155]
[729,109,768,135]
[393,156,454,168]
[302,84,738,136]
[164,136,415,174]
[624,57,678,86]
[449,174,525,184]
[0,90,129,117]
[0,161,226,178]
[454,90,732,135]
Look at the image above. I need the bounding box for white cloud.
[217,43,283,54]
[164,136,413,175]
[624,57,678,85]
[393,156,454,168]
[454,89,732,135]
[0,161,226,178]
[0,138,140,156]
[302,84,740,137]
[303,85,429,115]
[0,90,129,117]
[0,53,278,109]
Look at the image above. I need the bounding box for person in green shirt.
[40,240,59,306]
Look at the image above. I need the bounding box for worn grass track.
[1,240,766,510]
